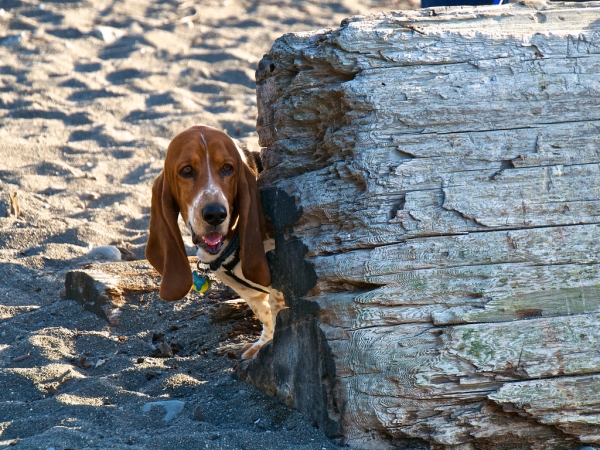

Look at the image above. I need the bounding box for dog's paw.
[240,342,261,359]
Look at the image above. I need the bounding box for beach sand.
[0,1,416,448]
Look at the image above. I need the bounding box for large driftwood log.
[236,3,600,449]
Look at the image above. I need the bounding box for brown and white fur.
[146,125,284,359]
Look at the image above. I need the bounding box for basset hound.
[146,125,284,359]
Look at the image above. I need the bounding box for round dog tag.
[192,270,211,293]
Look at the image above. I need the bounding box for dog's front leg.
[241,292,273,359]
[268,288,285,331]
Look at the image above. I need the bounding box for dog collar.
[208,229,240,271]
[193,231,239,293]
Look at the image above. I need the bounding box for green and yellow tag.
[192,270,211,293]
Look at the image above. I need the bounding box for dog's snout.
[202,203,227,226]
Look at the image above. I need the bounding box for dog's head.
[146,125,271,301]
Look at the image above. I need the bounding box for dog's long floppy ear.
[145,172,193,301]
[236,164,271,288]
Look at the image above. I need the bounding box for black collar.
[202,229,270,295]
[208,230,240,271]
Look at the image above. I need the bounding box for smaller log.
[65,270,125,326]
[64,260,161,326]
[209,299,252,323]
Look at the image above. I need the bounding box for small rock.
[193,405,203,421]
[142,400,185,422]
[136,357,145,364]
[92,26,125,43]
[151,332,164,343]
[145,371,160,381]
[74,356,92,369]
[88,245,122,261]
[238,389,247,395]
[0,331,5,338]
[1,32,27,46]
[170,341,183,354]
[84,191,100,201]
[150,341,173,358]
[44,386,58,395]
[117,246,136,261]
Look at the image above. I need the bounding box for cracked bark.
[241,3,600,449]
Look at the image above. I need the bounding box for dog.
[146,125,284,359]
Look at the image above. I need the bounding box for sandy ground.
[0,0,416,449]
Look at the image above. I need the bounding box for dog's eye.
[180,166,193,178]
[221,164,233,176]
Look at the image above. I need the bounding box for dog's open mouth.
[192,230,224,255]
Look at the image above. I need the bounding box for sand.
[0,0,415,449]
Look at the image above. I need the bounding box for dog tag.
[192,270,211,293]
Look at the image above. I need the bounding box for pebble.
[84,191,100,201]
[95,359,106,368]
[150,341,173,358]
[193,405,203,421]
[92,26,125,44]
[1,32,27,46]
[142,400,185,422]
[1,331,6,338]
[88,245,121,261]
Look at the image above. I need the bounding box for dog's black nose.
[202,203,227,226]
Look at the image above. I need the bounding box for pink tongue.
[203,232,222,246]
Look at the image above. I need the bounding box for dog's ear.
[236,164,271,288]
[145,171,192,301]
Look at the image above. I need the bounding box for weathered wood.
[65,270,125,326]
[64,261,160,325]
[237,3,600,449]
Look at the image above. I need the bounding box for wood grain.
[252,2,600,448]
